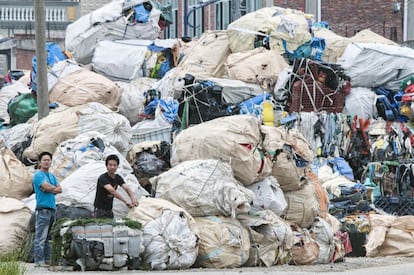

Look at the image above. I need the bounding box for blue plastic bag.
[328,156,354,180]
[134,4,150,23]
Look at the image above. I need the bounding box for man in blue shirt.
[32,151,62,268]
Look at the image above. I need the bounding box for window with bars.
[240,0,247,16]
[247,0,262,12]
[215,0,231,30]
[162,0,178,38]
[188,0,204,37]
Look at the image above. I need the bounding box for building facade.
[0,0,111,73]
[162,0,412,42]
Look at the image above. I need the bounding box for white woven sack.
[141,209,198,270]
[225,47,289,89]
[65,0,123,52]
[92,40,147,81]
[49,65,122,110]
[117,78,157,125]
[0,147,33,199]
[65,1,161,64]
[172,30,230,79]
[50,131,133,182]
[227,7,311,53]
[23,103,132,160]
[237,210,294,267]
[0,197,31,254]
[127,197,199,270]
[195,216,250,268]
[171,115,272,185]
[338,42,414,90]
[282,182,320,228]
[261,125,313,191]
[366,214,414,257]
[152,159,253,218]
[247,176,287,215]
[312,27,350,64]
[343,87,377,119]
[310,217,335,264]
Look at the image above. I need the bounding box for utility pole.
[34,0,49,119]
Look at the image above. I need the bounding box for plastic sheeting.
[207,77,263,104]
[0,122,32,151]
[338,42,414,91]
[343,87,377,119]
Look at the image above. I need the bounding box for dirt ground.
[149,257,414,273]
[238,256,414,273]
[29,256,413,274]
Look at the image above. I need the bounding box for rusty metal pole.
[34,0,49,119]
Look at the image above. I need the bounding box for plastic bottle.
[262,100,275,126]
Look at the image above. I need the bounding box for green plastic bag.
[8,93,38,125]
[401,74,414,91]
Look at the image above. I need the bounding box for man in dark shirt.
[94,154,138,218]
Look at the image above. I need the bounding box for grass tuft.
[0,252,26,275]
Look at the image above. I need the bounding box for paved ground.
[23,257,414,275]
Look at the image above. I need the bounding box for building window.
[215,0,231,30]
[240,0,247,16]
[188,0,204,37]
[247,0,262,12]
[162,0,178,38]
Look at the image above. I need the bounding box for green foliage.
[0,253,26,275]
[18,232,34,263]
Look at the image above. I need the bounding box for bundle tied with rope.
[177,74,231,128]
[287,58,350,113]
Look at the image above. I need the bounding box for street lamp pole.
[34,0,49,119]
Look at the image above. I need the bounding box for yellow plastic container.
[262,101,275,126]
